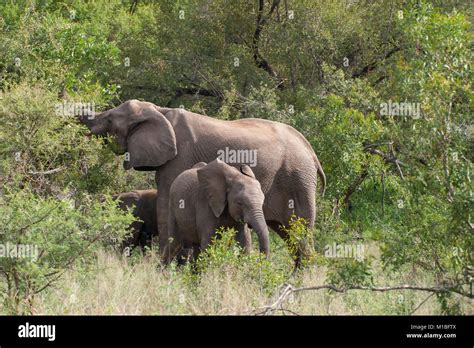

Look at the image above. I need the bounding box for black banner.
[0,315,472,346]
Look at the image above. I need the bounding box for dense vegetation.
[0,0,472,315]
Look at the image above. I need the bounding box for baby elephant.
[164,158,270,264]
[113,189,158,252]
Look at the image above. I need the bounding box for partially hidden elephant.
[165,159,270,264]
[79,100,326,265]
[113,189,158,251]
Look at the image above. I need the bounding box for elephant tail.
[314,155,326,196]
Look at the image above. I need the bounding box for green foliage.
[184,227,287,293]
[375,2,473,296]
[0,1,122,98]
[280,216,316,266]
[327,258,374,290]
[0,82,153,196]
[294,93,385,200]
[0,0,471,314]
[0,190,134,314]
[436,291,463,315]
[193,227,242,272]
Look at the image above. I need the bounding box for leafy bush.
[183,227,287,294]
[279,216,316,267]
[0,0,471,315]
[327,259,374,289]
[0,190,134,314]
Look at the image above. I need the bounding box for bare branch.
[363,143,406,179]
[129,0,139,14]
[442,101,454,202]
[34,234,103,295]
[16,204,61,236]
[28,167,64,175]
[389,143,405,180]
[352,46,401,78]
[252,0,285,89]
[252,282,471,315]
[341,168,369,208]
[410,292,436,315]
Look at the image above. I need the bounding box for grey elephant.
[79,100,326,266]
[165,159,270,264]
[113,189,158,251]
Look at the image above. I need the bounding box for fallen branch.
[28,167,64,175]
[253,282,471,315]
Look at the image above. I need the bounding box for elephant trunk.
[247,209,270,256]
[77,113,95,129]
[77,112,106,136]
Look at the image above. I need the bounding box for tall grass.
[31,246,472,315]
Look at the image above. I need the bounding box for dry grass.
[32,247,473,315]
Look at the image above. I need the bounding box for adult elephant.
[79,100,326,265]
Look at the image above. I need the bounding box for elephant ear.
[115,191,141,214]
[192,162,207,169]
[124,106,177,170]
[197,159,228,218]
[240,164,256,178]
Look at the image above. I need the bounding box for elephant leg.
[184,244,202,274]
[176,247,192,266]
[162,212,182,265]
[294,188,316,229]
[198,219,220,252]
[121,221,143,255]
[235,223,252,254]
[139,226,150,251]
[266,182,316,268]
[268,220,304,268]
[267,220,284,238]
[192,244,201,261]
[195,206,220,255]
[156,190,170,258]
[293,188,316,266]
[199,232,213,251]
[163,238,183,265]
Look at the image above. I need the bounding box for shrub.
[183,227,287,294]
[0,190,134,314]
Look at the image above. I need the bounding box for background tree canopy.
[0,0,472,315]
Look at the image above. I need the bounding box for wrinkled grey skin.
[164,159,270,264]
[113,189,193,263]
[113,189,158,251]
[79,100,326,266]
